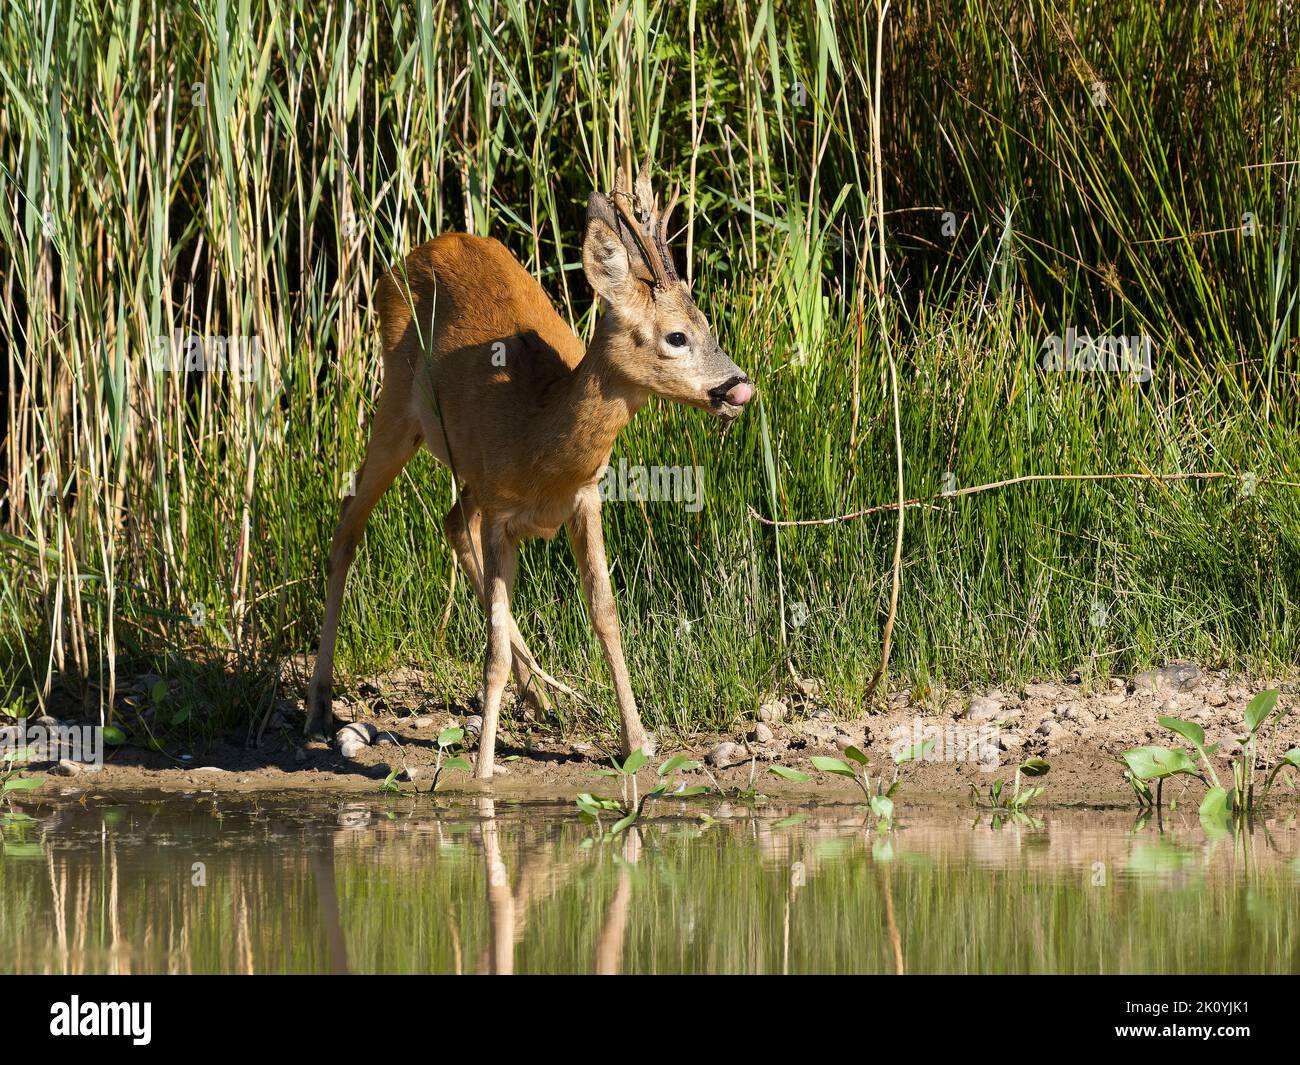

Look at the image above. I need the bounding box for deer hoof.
[303,684,335,741]
[519,678,552,721]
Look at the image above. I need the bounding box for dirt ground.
[10,662,1300,809]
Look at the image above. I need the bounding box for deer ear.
[582,216,632,303]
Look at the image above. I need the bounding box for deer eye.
[666,332,688,348]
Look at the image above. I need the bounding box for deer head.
[582,156,754,419]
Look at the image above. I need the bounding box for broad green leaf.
[1199,785,1230,819]
[102,726,126,746]
[1245,689,1280,733]
[810,756,855,778]
[3,777,44,792]
[623,748,649,774]
[150,680,168,704]
[1159,716,1205,749]
[1019,757,1051,777]
[437,727,464,749]
[843,745,870,766]
[894,738,936,764]
[657,754,700,776]
[767,764,811,782]
[609,813,637,836]
[170,705,191,726]
[443,756,472,772]
[1198,786,1232,834]
[869,794,894,820]
[1119,746,1196,781]
[672,785,710,797]
[1281,748,1300,769]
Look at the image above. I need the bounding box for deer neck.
[541,316,646,482]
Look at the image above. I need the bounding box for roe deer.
[304,156,754,778]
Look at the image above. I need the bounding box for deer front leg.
[474,516,518,780]
[566,487,654,759]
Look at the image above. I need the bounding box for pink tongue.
[726,381,754,406]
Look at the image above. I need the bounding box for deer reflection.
[594,826,640,974]
[474,798,642,974]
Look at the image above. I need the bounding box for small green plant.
[576,751,710,836]
[2,744,43,805]
[969,757,1051,813]
[701,751,770,804]
[785,739,935,826]
[427,726,472,792]
[1120,689,1293,823]
[375,724,471,794]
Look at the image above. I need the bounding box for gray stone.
[1134,663,1201,693]
[337,721,377,745]
[750,722,774,744]
[705,741,742,767]
[51,759,103,776]
[757,700,787,725]
[968,696,1003,723]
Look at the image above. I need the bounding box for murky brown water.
[2,795,1298,973]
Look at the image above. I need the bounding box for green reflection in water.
[1,796,1297,974]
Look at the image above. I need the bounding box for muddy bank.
[10,665,1300,807]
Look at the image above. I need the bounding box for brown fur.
[306,174,751,778]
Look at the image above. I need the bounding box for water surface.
[2,794,1297,974]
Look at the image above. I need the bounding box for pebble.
[750,722,774,744]
[1024,682,1065,699]
[800,721,839,745]
[338,722,377,745]
[705,741,742,767]
[464,715,484,739]
[968,696,1003,723]
[411,716,435,729]
[51,759,103,776]
[757,700,787,725]
[1134,662,1201,693]
[809,707,832,721]
[1037,720,1062,737]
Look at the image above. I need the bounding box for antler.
[608,153,679,289]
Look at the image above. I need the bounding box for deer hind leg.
[474,514,518,779]
[444,492,553,719]
[305,395,421,739]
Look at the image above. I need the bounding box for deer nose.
[710,373,753,406]
[725,378,754,406]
